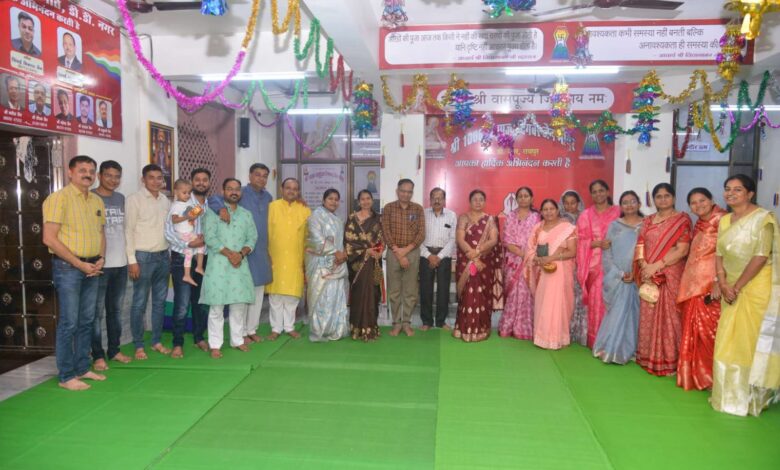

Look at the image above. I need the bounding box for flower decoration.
[442,74,476,134]
[352,81,376,138]
[550,77,574,141]
[382,0,408,29]
[571,25,592,68]
[716,24,746,82]
[630,76,660,146]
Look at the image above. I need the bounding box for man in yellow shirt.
[43,155,106,391]
[266,178,311,340]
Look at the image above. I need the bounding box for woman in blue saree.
[305,189,349,342]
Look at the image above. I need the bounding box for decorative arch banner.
[424,114,614,217]
[1,0,121,141]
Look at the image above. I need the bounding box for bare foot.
[420,325,431,332]
[389,325,402,337]
[267,332,280,341]
[111,352,132,364]
[235,344,250,352]
[93,358,109,371]
[59,378,90,391]
[441,324,452,331]
[78,371,106,381]
[183,275,198,287]
[151,343,171,355]
[243,337,252,346]
[210,348,223,359]
[403,325,415,337]
[195,266,205,275]
[135,348,148,360]
[195,340,209,352]
[171,346,184,359]
[247,334,263,343]
[288,330,301,339]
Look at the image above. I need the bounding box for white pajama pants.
[245,286,265,336]
[207,303,248,349]
[269,294,299,334]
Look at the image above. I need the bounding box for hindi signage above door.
[380,19,753,70]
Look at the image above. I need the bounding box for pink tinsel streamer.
[116,0,247,113]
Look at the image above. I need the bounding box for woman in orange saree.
[633,183,692,376]
[676,188,726,390]
[526,199,578,350]
[453,190,500,343]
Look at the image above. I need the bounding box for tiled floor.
[0,355,57,402]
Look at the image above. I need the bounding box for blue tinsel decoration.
[201,0,227,16]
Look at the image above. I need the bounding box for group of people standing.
[41,155,779,417]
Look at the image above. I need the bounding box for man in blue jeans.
[165,168,211,357]
[43,155,106,391]
[91,160,132,370]
[125,164,171,360]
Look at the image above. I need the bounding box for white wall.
[379,113,425,207]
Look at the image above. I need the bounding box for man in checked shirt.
[382,179,425,336]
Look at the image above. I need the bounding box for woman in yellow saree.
[712,174,780,416]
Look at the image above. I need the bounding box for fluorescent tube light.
[287,108,352,115]
[711,104,780,111]
[201,72,306,81]
[505,66,621,76]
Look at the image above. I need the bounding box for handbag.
[536,243,557,273]
[639,282,660,303]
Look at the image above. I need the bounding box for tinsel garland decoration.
[483,0,536,18]
[116,0,260,112]
[294,19,334,79]
[329,55,354,102]
[352,81,375,138]
[380,74,444,114]
[481,114,517,159]
[717,24,746,82]
[258,79,308,113]
[271,0,302,35]
[201,0,227,16]
[513,113,575,150]
[630,77,660,146]
[725,0,780,40]
[441,74,476,134]
[382,0,408,29]
[600,112,621,143]
[672,105,695,159]
[285,112,347,154]
[642,69,733,106]
[550,77,574,141]
[571,25,593,68]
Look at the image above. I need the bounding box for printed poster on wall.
[424,114,614,218]
[0,0,122,141]
[302,163,348,221]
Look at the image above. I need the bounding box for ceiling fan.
[532,0,684,18]
[125,1,202,13]
[527,77,556,97]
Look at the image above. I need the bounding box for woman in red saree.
[634,183,692,376]
[577,180,621,348]
[676,188,726,390]
[453,190,500,342]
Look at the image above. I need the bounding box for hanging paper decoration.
[482,0,536,18]
[600,112,620,144]
[382,0,408,29]
[380,146,386,169]
[630,76,660,146]
[442,74,476,134]
[571,25,592,68]
[645,184,652,207]
[417,146,422,172]
[625,150,632,174]
[717,24,746,82]
[550,77,573,141]
[201,0,228,16]
[400,123,405,147]
[552,26,570,61]
[725,0,780,40]
[352,81,375,138]
[580,131,603,159]
[665,154,671,173]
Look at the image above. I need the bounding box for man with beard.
[12,12,41,57]
[54,89,72,121]
[199,178,257,358]
[164,168,211,357]
[28,82,50,116]
[42,155,106,391]
[210,163,272,344]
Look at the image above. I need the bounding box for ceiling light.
[201,72,306,81]
[711,104,780,112]
[505,66,621,76]
[287,108,352,115]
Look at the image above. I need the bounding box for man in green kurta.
[199,178,258,359]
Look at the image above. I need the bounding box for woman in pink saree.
[499,187,540,339]
[453,190,501,343]
[526,199,578,350]
[577,180,621,348]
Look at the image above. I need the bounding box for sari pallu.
[344,212,384,341]
[633,212,692,376]
[676,206,726,391]
[499,210,540,339]
[526,221,577,350]
[454,215,499,343]
[577,205,621,348]
[592,219,641,364]
[711,209,780,416]
[305,207,349,342]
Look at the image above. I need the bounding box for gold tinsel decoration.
[725,0,780,40]
[241,0,262,49]
[380,74,445,114]
[271,0,302,35]
[642,69,733,105]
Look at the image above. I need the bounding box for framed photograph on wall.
[149,121,174,195]
[352,164,380,213]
